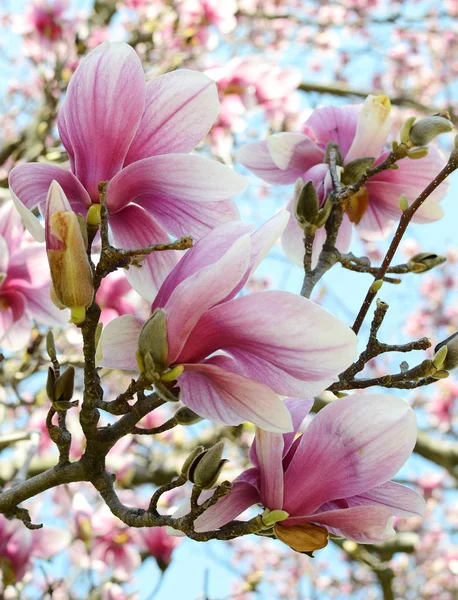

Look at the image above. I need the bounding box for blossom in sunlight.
[96,212,357,432]
[26,0,69,43]
[236,95,448,268]
[0,201,66,352]
[194,395,425,552]
[9,41,246,301]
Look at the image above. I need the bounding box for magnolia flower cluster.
[5,40,443,554]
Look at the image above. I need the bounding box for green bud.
[341,157,375,185]
[196,459,228,490]
[86,204,102,227]
[53,399,79,411]
[143,352,158,383]
[46,330,57,360]
[409,115,453,146]
[399,194,409,212]
[46,366,56,402]
[154,379,179,402]
[261,509,289,528]
[432,345,448,370]
[370,279,383,293]
[76,213,88,250]
[138,309,168,375]
[54,366,75,403]
[435,332,458,371]
[431,370,450,380]
[181,446,205,479]
[406,147,429,160]
[174,406,203,426]
[191,441,226,489]
[315,196,333,228]
[294,180,319,227]
[407,253,446,273]
[400,116,417,144]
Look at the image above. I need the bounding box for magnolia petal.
[345,95,392,163]
[19,285,68,326]
[282,398,314,456]
[96,314,143,370]
[178,291,357,397]
[144,196,240,241]
[58,42,146,201]
[274,522,328,553]
[108,204,178,302]
[194,481,261,533]
[33,527,71,558]
[152,221,252,311]
[346,481,425,518]
[236,138,323,185]
[178,361,293,432]
[107,154,247,214]
[283,394,417,516]
[249,210,290,274]
[0,235,8,274]
[254,428,284,509]
[125,70,218,164]
[281,210,305,268]
[305,104,360,158]
[0,201,24,253]
[164,235,251,364]
[266,133,323,171]
[300,505,396,544]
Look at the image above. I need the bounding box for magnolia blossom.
[138,527,181,571]
[9,41,246,301]
[0,201,66,351]
[194,395,425,552]
[97,212,357,431]
[236,95,447,267]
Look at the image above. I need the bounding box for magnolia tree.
[2,1,458,599]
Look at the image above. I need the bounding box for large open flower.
[236,95,447,267]
[97,213,357,432]
[194,395,425,552]
[9,41,246,301]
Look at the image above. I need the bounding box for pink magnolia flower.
[26,0,68,43]
[195,395,425,552]
[139,527,181,571]
[0,201,66,351]
[236,95,447,267]
[96,271,139,325]
[97,212,357,431]
[9,41,246,301]
[0,514,71,585]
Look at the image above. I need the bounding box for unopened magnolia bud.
[341,157,374,185]
[432,345,448,370]
[45,181,94,323]
[54,366,75,403]
[138,309,168,375]
[435,332,458,371]
[294,180,319,227]
[431,370,449,380]
[174,406,203,426]
[181,446,205,479]
[407,253,446,273]
[400,116,417,144]
[46,330,57,360]
[370,279,383,293]
[46,366,56,402]
[409,115,453,146]
[399,194,409,212]
[406,147,429,160]
[86,204,102,227]
[191,441,226,489]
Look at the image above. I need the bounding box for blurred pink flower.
[97,212,357,431]
[9,41,246,301]
[139,527,181,571]
[195,395,425,551]
[0,201,66,351]
[96,271,138,325]
[236,95,447,267]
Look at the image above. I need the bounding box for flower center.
[0,296,8,311]
[345,186,369,225]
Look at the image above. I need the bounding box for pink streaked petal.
[124,70,218,164]
[152,221,252,311]
[58,42,146,201]
[194,481,261,533]
[9,163,92,213]
[355,201,394,241]
[283,394,417,516]
[32,527,71,558]
[255,428,284,509]
[178,361,293,432]
[9,244,51,288]
[346,481,425,518]
[165,235,251,364]
[179,291,357,397]
[266,133,323,171]
[236,139,323,185]
[145,196,240,241]
[345,95,392,163]
[249,210,289,275]
[96,314,143,370]
[108,204,178,302]
[305,105,360,158]
[0,306,29,353]
[0,235,8,274]
[296,505,395,544]
[107,154,246,214]
[21,285,69,326]
[281,209,305,268]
